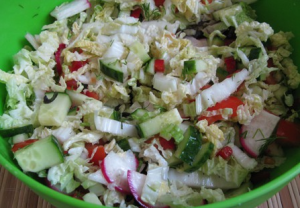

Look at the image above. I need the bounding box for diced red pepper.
[85,143,106,165]
[130,8,142,19]
[224,56,236,74]
[154,0,165,7]
[66,79,79,90]
[216,146,233,160]
[55,43,66,76]
[69,60,88,72]
[154,59,165,72]
[11,139,39,153]
[200,0,213,5]
[83,90,99,100]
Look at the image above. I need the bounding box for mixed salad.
[1,0,300,207]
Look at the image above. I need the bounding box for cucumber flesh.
[167,156,183,168]
[183,60,208,76]
[38,92,72,126]
[145,58,155,75]
[137,108,183,138]
[174,126,202,165]
[14,135,64,172]
[0,124,34,138]
[99,59,124,83]
[183,142,214,172]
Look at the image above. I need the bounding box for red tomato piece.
[224,56,236,74]
[216,146,233,160]
[276,120,300,147]
[66,79,79,90]
[154,59,165,72]
[200,0,213,5]
[158,137,176,150]
[198,96,244,124]
[11,139,39,153]
[154,0,165,7]
[69,60,88,72]
[55,43,66,76]
[85,143,106,165]
[145,136,176,150]
[83,90,99,100]
[130,8,142,18]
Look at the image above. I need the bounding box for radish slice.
[127,170,149,207]
[127,170,168,208]
[101,150,138,194]
[228,144,258,170]
[240,110,280,158]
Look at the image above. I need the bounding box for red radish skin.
[45,178,72,196]
[101,151,138,194]
[240,127,258,158]
[127,170,169,208]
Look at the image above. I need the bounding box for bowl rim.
[0,153,299,208]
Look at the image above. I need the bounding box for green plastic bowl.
[0,0,300,208]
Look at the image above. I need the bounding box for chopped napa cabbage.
[103,189,125,207]
[32,31,60,63]
[171,0,201,23]
[47,156,92,193]
[235,21,274,42]
[199,157,249,187]
[196,120,225,154]
[237,93,263,125]
[200,187,225,203]
[63,131,103,151]
[213,2,256,27]
[195,69,249,114]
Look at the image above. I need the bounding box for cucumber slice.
[14,135,64,172]
[0,124,33,138]
[129,41,151,63]
[99,59,124,82]
[183,142,214,172]
[117,139,131,151]
[216,67,229,81]
[68,106,77,116]
[174,126,202,165]
[210,36,224,46]
[145,58,155,75]
[38,92,72,126]
[249,47,262,60]
[183,60,208,76]
[137,108,183,138]
[167,156,183,168]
